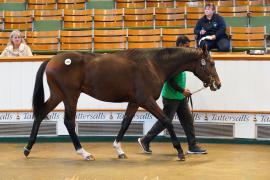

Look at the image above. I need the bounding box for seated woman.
[0,29,33,57]
[194,3,230,52]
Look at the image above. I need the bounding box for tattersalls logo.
[0,111,269,124]
[178,112,252,123]
[0,111,154,121]
[22,112,61,120]
[256,114,270,123]
[115,112,153,120]
[22,113,33,120]
[76,112,106,120]
[0,113,13,120]
[173,113,203,121]
[210,113,250,122]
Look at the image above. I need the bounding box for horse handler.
[138,35,207,154]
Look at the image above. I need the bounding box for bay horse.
[24,45,221,161]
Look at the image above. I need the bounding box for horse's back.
[82,53,139,102]
[47,52,97,70]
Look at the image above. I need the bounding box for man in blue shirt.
[138,35,207,154]
[194,3,230,52]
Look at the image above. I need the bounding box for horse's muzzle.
[203,76,221,91]
[210,81,221,91]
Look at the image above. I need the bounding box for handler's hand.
[183,89,192,97]
[210,35,216,40]
[200,29,206,35]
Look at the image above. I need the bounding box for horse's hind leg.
[141,99,185,161]
[24,96,61,157]
[63,96,94,161]
[113,103,139,159]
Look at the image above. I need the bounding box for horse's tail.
[32,60,49,120]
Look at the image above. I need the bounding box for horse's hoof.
[85,154,95,161]
[23,147,30,157]
[118,154,127,159]
[177,153,185,161]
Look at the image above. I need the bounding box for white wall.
[0,60,269,111]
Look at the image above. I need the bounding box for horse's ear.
[202,43,208,56]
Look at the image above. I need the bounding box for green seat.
[34,20,62,31]
[58,49,92,53]
[250,16,270,34]
[86,0,115,9]
[33,10,63,31]
[232,46,266,52]
[32,50,58,55]
[93,49,121,53]
[224,17,248,27]
[155,25,186,29]
[0,3,26,11]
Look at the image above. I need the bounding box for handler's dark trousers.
[143,97,196,147]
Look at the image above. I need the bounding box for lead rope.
[187,95,194,118]
[187,86,207,118]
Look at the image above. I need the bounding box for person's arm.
[168,78,192,97]
[168,78,184,93]
[215,15,227,39]
[194,18,203,37]
[0,48,8,57]
[26,45,33,56]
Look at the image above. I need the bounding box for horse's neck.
[157,48,198,80]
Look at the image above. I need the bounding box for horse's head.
[194,44,221,91]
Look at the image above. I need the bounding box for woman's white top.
[0,43,33,57]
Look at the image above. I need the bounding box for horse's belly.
[83,86,133,103]
[88,92,132,103]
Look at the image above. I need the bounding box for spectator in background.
[194,3,230,52]
[0,29,33,57]
[138,35,207,155]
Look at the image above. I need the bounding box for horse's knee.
[121,120,129,127]
[161,119,173,129]
[121,116,132,126]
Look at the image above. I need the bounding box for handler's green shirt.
[162,72,186,100]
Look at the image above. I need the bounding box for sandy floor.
[0,142,270,180]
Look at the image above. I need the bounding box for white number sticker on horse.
[201,59,206,66]
[65,59,72,65]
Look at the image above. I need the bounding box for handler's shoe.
[187,145,207,154]
[138,137,152,154]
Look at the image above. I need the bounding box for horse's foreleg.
[24,96,61,157]
[113,103,138,159]
[142,99,185,161]
[63,99,94,161]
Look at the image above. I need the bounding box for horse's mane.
[113,48,151,62]
[113,48,202,63]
